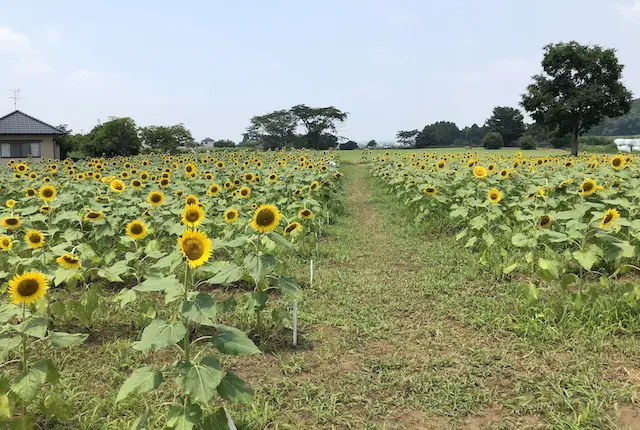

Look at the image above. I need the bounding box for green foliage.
[213,139,236,148]
[482,131,503,149]
[415,121,460,148]
[395,130,419,147]
[139,124,193,154]
[290,104,348,150]
[485,106,525,146]
[459,124,487,147]
[521,41,633,156]
[246,109,297,150]
[366,140,377,148]
[587,99,640,136]
[83,117,142,157]
[339,140,358,150]
[518,134,536,150]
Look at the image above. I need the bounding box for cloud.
[0,26,29,53]
[615,0,640,22]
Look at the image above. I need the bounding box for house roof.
[0,110,65,135]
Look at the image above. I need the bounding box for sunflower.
[299,208,313,220]
[40,205,51,214]
[126,219,149,240]
[539,215,552,228]
[39,185,57,201]
[268,173,278,183]
[0,235,12,251]
[251,205,281,233]
[185,194,199,206]
[216,161,225,169]
[243,173,254,182]
[159,178,170,188]
[6,199,16,208]
[25,187,36,198]
[473,166,487,179]
[15,163,28,173]
[600,208,620,229]
[437,160,446,169]
[84,211,104,222]
[239,187,251,198]
[579,179,598,197]
[56,253,81,269]
[488,188,502,204]
[310,181,320,192]
[178,229,212,268]
[131,179,143,189]
[185,163,197,174]
[110,179,126,193]
[147,191,165,206]
[8,272,48,305]
[558,179,574,189]
[284,221,302,236]
[423,186,437,196]
[224,208,239,223]
[25,229,45,249]
[611,155,625,170]
[224,181,234,190]
[499,169,509,179]
[207,183,221,196]
[1,217,22,230]
[182,204,205,227]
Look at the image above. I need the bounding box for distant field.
[337,147,569,163]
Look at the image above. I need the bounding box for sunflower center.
[186,210,200,222]
[183,238,205,261]
[2,239,9,247]
[6,218,18,226]
[115,184,123,190]
[42,189,53,197]
[490,193,498,200]
[613,158,622,167]
[27,190,35,196]
[63,255,78,264]
[151,194,161,203]
[187,198,196,205]
[603,213,614,224]
[29,234,41,243]
[583,182,594,192]
[226,212,235,220]
[130,223,144,235]
[256,209,275,226]
[302,210,310,217]
[17,279,40,297]
[87,212,99,219]
[285,224,297,233]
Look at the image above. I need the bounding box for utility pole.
[8,89,22,110]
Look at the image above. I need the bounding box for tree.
[290,105,348,150]
[415,121,459,148]
[246,109,297,150]
[586,99,640,136]
[84,117,141,157]
[317,133,338,150]
[485,107,526,146]
[518,134,536,150]
[213,139,236,148]
[483,132,503,149]
[521,41,633,156]
[139,124,193,153]
[366,139,377,148]
[339,140,358,150]
[460,124,487,146]
[396,130,419,147]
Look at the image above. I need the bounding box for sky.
[1,0,639,143]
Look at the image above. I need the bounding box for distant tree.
[396,129,419,147]
[339,140,358,150]
[521,41,633,156]
[84,117,141,157]
[460,124,486,146]
[213,139,236,148]
[586,99,640,136]
[317,133,338,150]
[483,132,504,149]
[366,139,377,148]
[485,107,526,146]
[139,124,193,154]
[518,134,536,150]
[290,104,348,150]
[246,109,297,150]
[415,121,459,148]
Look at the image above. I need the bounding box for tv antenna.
[8,89,22,110]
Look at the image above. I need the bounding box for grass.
[19,162,640,429]
[338,148,569,163]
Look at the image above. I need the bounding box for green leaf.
[15,316,48,339]
[129,410,150,430]
[573,249,599,270]
[133,319,186,352]
[0,304,21,323]
[512,233,536,248]
[217,371,253,404]
[244,254,276,283]
[116,366,163,403]
[0,393,10,420]
[502,263,518,275]
[114,288,138,308]
[133,275,181,292]
[211,325,260,356]
[482,231,495,247]
[0,336,22,361]
[455,228,468,241]
[560,273,579,289]
[266,232,294,249]
[275,276,302,298]
[449,207,468,218]
[152,252,181,272]
[614,241,636,259]
[98,260,130,283]
[63,229,84,242]
[464,236,477,248]
[177,357,224,403]
[205,262,246,285]
[46,332,88,348]
[11,360,59,402]
[54,268,78,287]
[181,293,217,326]
[519,282,539,302]
[166,403,202,430]
[76,243,96,259]
[538,258,560,280]
[201,408,232,430]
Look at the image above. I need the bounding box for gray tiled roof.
[0,110,65,135]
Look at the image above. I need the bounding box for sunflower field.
[0,149,342,428]
[371,150,640,327]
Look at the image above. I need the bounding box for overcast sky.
[1,0,639,142]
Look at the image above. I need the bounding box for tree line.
[399,41,636,155]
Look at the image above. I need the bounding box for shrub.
[483,132,504,149]
[519,134,536,150]
[340,141,358,150]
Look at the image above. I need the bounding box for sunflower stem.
[21,302,28,372]
[183,263,190,363]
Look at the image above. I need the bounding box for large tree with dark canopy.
[290,104,348,150]
[84,117,141,157]
[521,41,633,156]
[485,107,526,146]
[415,121,459,148]
[139,124,193,153]
[246,109,297,150]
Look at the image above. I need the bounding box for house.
[0,110,65,163]
[201,137,215,148]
